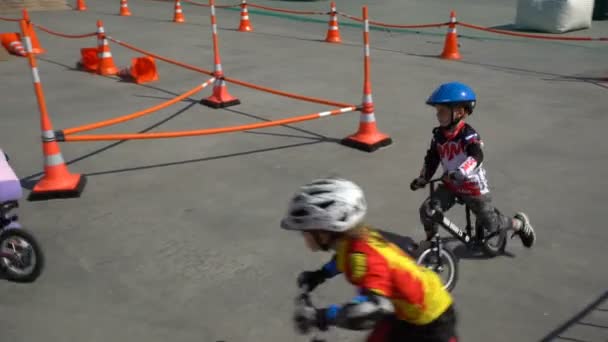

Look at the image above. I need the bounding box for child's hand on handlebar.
[293,293,330,335]
[410,177,428,191]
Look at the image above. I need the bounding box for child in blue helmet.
[410,82,536,248]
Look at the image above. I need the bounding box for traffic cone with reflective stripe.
[120,0,132,16]
[201,77,240,108]
[341,5,391,152]
[96,20,118,76]
[440,11,461,60]
[75,0,87,11]
[28,130,87,201]
[22,9,45,54]
[238,0,253,32]
[173,0,185,23]
[325,2,341,43]
[341,91,392,152]
[17,19,86,201]
[1,32,26,57]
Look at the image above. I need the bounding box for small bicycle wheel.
[0,228,45,283]
[416,246,458,292]
[478,209,508,257]
[481,229,507,257]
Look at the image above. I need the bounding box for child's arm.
[421,137,440,180]
[320,256,341,278]
[456,134,484,177]
[322,289,394,330]
[297,255,341,291]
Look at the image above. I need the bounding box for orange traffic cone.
[1,32,26,57]
[238,0,253,32]
[341,5,391,152]
[325,1,341,43]
[76,47,99,72]
[16,19,86,201]
[201,78,240,108]
[120,0,132,16]
[341,91,392,152]
[28,129,87,201]
[75,0,87,11]
[201,0,240,108]
[22,9,45,54]
[117,56,159,84]
[96,20,118,75]
[440,11,461,60]
[173,0,185,23]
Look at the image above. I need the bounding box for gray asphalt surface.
[1,0,607,341]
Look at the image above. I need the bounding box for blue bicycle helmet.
[426,82,477,114]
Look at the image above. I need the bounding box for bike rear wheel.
[477,209,508,257]
[416,246,458,292]
[481,228,507,257]
[0,228,45,283]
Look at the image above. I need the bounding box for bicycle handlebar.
[295,286,326,342]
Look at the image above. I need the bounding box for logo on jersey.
[349,253,367,281]
[437,142,463,161]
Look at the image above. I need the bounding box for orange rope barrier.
[61,78,215,135]
[248,3,325,15]
[182,0,239,9]
[59,106,357,141]
[34,24,97,39]
[0,16,20,22]
[458,22,608,41]
[107,36,214,76]
[223,76,355,108]
[338,11,447,29]
[107,36,354,108]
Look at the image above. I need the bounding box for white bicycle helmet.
[280,177,367,233]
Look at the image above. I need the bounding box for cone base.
[174,18,185,23]
[120,12,132,17]
[239,25,253,32]
[27,174,87,201]
[200,95,241,109]
[341,133,392,152]
[440,52,461,60]
[325,35,341,43]
[98,66,119,76]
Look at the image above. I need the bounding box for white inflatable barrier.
[515,0,594,33]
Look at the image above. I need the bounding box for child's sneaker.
[513,212,536,248]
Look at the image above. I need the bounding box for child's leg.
[419,185,457,240]
[464,194,536,248]
[463,194,511,233]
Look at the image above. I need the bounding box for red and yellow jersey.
[334,227,453,325]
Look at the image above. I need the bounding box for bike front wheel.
[0,228,45,283]
[416,246,458,292]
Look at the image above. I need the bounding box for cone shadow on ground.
[19,87,337,186]
[19,100,198,190]
[82,139,327,177]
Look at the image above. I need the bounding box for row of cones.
[74,0,183,22]
[75,0,131,16]
[22,3,458,201]
[74,0,460,59]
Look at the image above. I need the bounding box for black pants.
[367,305,458,342]
[419,184,513,238]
